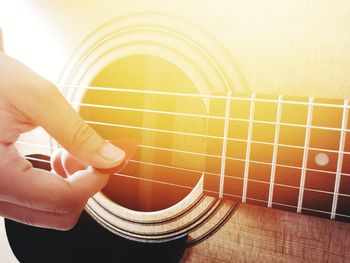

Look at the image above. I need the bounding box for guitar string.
[15,140,350,177]
[22,156,350,220]
[31,87,350,175]
[28,127,350,156]
[68,97,350,156]
[76,118,350,155]
[86,119,350,169]
[59,84,350,109]
[23,85,350,219]
[22,152,350,199]
[71,101,350,133]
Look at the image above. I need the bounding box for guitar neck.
[205,92,350,222]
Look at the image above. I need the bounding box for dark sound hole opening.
[80,55,209,211]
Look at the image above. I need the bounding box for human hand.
[0,52,125,230]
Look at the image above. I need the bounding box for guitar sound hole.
[80,55,209,212]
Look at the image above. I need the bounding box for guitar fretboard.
[210,93,350,222]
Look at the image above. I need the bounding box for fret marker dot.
[315,153,329,166]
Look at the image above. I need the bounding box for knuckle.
[70,119,96,152]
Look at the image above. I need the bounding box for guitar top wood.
[181,203,350,263]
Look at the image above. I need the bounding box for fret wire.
[331,99,349,219]
[25,156,350,199]
[60,84,350,110]
[268,95,283,208]
[242,93,256,203]
[70,100,350,132]
[219,91,232,198]
[297,97,314,213]
[15,140,350,177]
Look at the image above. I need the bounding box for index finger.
[0,54,124,168]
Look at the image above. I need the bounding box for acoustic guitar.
[4,12,350,263]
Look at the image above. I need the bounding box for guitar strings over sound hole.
[80,55,208,212]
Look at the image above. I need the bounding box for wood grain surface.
[181,203,350,263]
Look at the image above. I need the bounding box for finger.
[94,138,138,174]
[0,144,109,214]
[21,84,125,169]
[0,54,124,169]
[0,200,81,231]
[61,150,87,175]
[61,139,138,175]
[50,149,67,178]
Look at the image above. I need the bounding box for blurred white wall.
[0,0,349,98]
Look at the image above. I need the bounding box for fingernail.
[100,142,125,161]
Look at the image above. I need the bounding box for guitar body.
[181,204,350,263]
[7,204,350,263]
[5,157,350,263]
[2,1,350,262]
